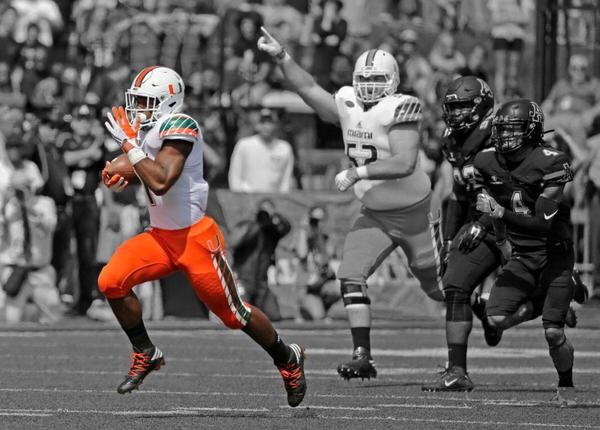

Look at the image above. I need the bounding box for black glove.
[457,221,486,253]
[439,240,452,277]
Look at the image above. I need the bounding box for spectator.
[294,205,339,320]
[0,6,20,66]
[542,54,600,152]
[13,22,50,104]
[158,7,202,80]
[395,28,433,101]
[428,31,466,76]
[0,132,60,323]
[63,105,105,317]
[0,60,25,109]
[11,0,63,47]
[489,0,533,100]
[307,0,347,85]
[456,43,489,81]
[228,108,295,192]
[230,198,291,320]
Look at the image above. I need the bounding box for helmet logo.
[529,102,543,123]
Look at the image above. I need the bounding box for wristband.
[126,146,147,166]
[356,166,368,179]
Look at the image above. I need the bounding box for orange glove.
[105,106,142,153]
[101,161,129,192]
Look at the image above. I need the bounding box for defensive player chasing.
[99,66,306,407]
[258,29,443,380]
[474,99,576,392]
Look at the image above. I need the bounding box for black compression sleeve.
[501,196,559,234]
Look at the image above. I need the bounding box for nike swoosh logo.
[445,378,459,387]
[544,210,559,220]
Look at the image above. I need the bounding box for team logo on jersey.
[357,121,362,129]
[345,100,355,107]
[347,129,373,139]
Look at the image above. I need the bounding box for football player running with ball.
[99,66,306,407]
[258,29,443,380]
[473,99,576,392]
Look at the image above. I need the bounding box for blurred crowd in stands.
[0,0,599,324]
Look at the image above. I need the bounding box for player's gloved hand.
[439,240,452,277]
[476,192,505,219]
[496,239,512,264]
[101,161,128,192]
[257,27,288,62]
[457,221,486,253]
[105,106,142,151]
[334,168,360,192]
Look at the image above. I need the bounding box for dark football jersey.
[441,114,493,221]
[473,145,573,248]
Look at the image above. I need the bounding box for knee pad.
[444,287,472,322]
[340,279,370,306]
[545,327,566,348]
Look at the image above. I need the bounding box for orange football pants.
[97,216,251,329]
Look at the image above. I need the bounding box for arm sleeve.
[501,195,559,234]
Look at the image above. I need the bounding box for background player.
[99,66,306,407]
[422,76,501,392]
[258,29,443,380]
[474,99,576,392]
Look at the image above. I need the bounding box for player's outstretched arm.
[258,27,338,124]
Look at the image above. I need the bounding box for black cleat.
[337,346,377,380]
[276,344,307,407]
[481,317,503,347]
[117,347,165,394]
[565,306,578,328]
[422,366,474,392]
[571,269,589,304]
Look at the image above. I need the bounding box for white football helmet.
[352,49,399,103]
[125,66,185,127]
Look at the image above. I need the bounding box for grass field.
[1,308,600,430]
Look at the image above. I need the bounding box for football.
[106,153,139,184]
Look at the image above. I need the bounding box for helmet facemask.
[353,70,397,104]
[442,100,478,132]
[491,119,530,153]
[125,90,161,128]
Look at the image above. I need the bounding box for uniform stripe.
[212,251,250,325]
[134,66,159,87]
[159,115,200,140]
[543,170,567,180]
[427,212,444,295]
[365,49,377,66]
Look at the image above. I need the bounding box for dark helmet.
[442,75,494,132]
[491,98,544,154]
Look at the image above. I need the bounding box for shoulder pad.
[536,147,573,184]
[334,86,356,105]
[158,113,200,142]
[390,94,422,124]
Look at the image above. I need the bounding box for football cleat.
[481,316,503,347]
[421,366,474,392]
[571,269,589,304]
[337,346,377,380]
[117,346,165,394]
[565,306,578,328]
[276,344,307,407]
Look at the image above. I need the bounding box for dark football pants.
[486,243,574,329]
[443,224,501,294]
[337,194,442,297]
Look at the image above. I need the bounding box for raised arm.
[257,27,339,124]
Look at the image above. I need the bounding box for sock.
[558,368,574,388]
[351,327,371,351]
[265,334,292,365]
[124,321,153,352]
[448,343,467,371]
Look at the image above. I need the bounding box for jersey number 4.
[511,191,530,215]
[347,143,378,166]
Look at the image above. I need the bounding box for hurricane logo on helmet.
[352,49,399,104]
[125,66,185,127]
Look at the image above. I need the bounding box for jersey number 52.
[347,142,378,166]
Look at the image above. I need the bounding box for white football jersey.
[138,113,208,229]
[334,86,431,210]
